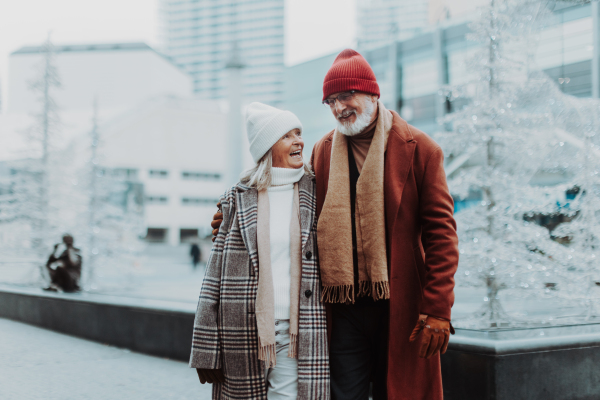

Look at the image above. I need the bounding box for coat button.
[305,290,312,298]
[306,251,312,260]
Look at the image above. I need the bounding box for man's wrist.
[421,313,450,322]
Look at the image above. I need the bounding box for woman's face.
[271,129,304,169]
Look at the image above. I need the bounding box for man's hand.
[196,368,225,384]
[409,314,454,359]
[211,202,223,242]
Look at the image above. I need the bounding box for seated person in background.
[44,234,82,293]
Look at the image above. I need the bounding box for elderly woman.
[190,102,330,399]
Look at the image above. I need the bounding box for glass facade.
[357,0,431,50]
[283,2,598,149]
[160,0,285,106]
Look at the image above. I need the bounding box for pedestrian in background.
[44,234,82,293]
[190,102,329,399]
[190,242,201,270]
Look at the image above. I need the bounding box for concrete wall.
[0,286,195,361]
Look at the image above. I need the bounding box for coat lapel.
[384,112,416,235]
[298,174,316,251]
[236,184,259,275]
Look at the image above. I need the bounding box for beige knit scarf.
[256,183,302,367]
[317,100,393,303]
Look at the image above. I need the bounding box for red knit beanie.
[322,49,380,101]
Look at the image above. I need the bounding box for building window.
[181,197,218,206]
[180,228,199,243]
[149,169,169,178]
[146,196,168,204]
[113,168,138,180]
[181,171,221,180]
[145,228,168,243]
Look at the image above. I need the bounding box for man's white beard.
[336,99,376,137]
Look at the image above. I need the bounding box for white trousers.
[265,320,298,400]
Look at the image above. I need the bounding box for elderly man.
[212,49,458,400]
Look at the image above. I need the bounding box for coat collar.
[297,174,315,251]
[236,173,315,273]
[236,182,259,274]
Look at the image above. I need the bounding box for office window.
[181,171,221,180]
[180,228,199,243]
[146,196,169,204]
[113,168,138,180]
[145,228,168,243]
[149,169,169,178]
[181,197,219,206]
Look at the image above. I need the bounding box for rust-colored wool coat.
[310,110,459,400]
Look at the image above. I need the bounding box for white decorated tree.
[550,99,600,320]
[439,0,590,327]
[75,100,145,290]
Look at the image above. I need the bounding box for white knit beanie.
[245,102,303,163]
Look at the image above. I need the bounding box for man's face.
[324,91,377,136]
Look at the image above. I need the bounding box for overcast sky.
[0,0,357,107]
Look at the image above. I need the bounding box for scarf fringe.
[287,333,298,359]
[321,284,354,304]
[258,338,277,368]
[358,280,390,301]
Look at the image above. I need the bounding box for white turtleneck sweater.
[268,166,305,320]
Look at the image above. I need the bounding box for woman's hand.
[196,368,225,384]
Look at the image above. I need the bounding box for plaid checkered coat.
[190,174,330,399]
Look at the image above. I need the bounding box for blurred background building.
[159,0,285,106]
[357,0,430,49]
[1,41,230,247]
[285,1,598,153]
[86,96,227,246]
[7,42,193,113]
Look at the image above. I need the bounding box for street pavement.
[0,318,212,400]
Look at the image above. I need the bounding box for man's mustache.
[337,109,356,120]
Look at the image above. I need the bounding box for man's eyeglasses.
[322,90,357,108]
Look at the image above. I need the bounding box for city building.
[2,41,239,247]
[159,0,285,106]
[7,42,193,114]
[0,96,230,248]
[91,96,230,246]
[357,0,431,50]
[285,2,598,153]
[356,0,487,51]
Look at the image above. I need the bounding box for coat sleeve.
[418,147,459,321]
[189,189,233,369]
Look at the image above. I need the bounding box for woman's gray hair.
[240,149,313,191]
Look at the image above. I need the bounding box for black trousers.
[47,266,80,292]
[330,302,389,400]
